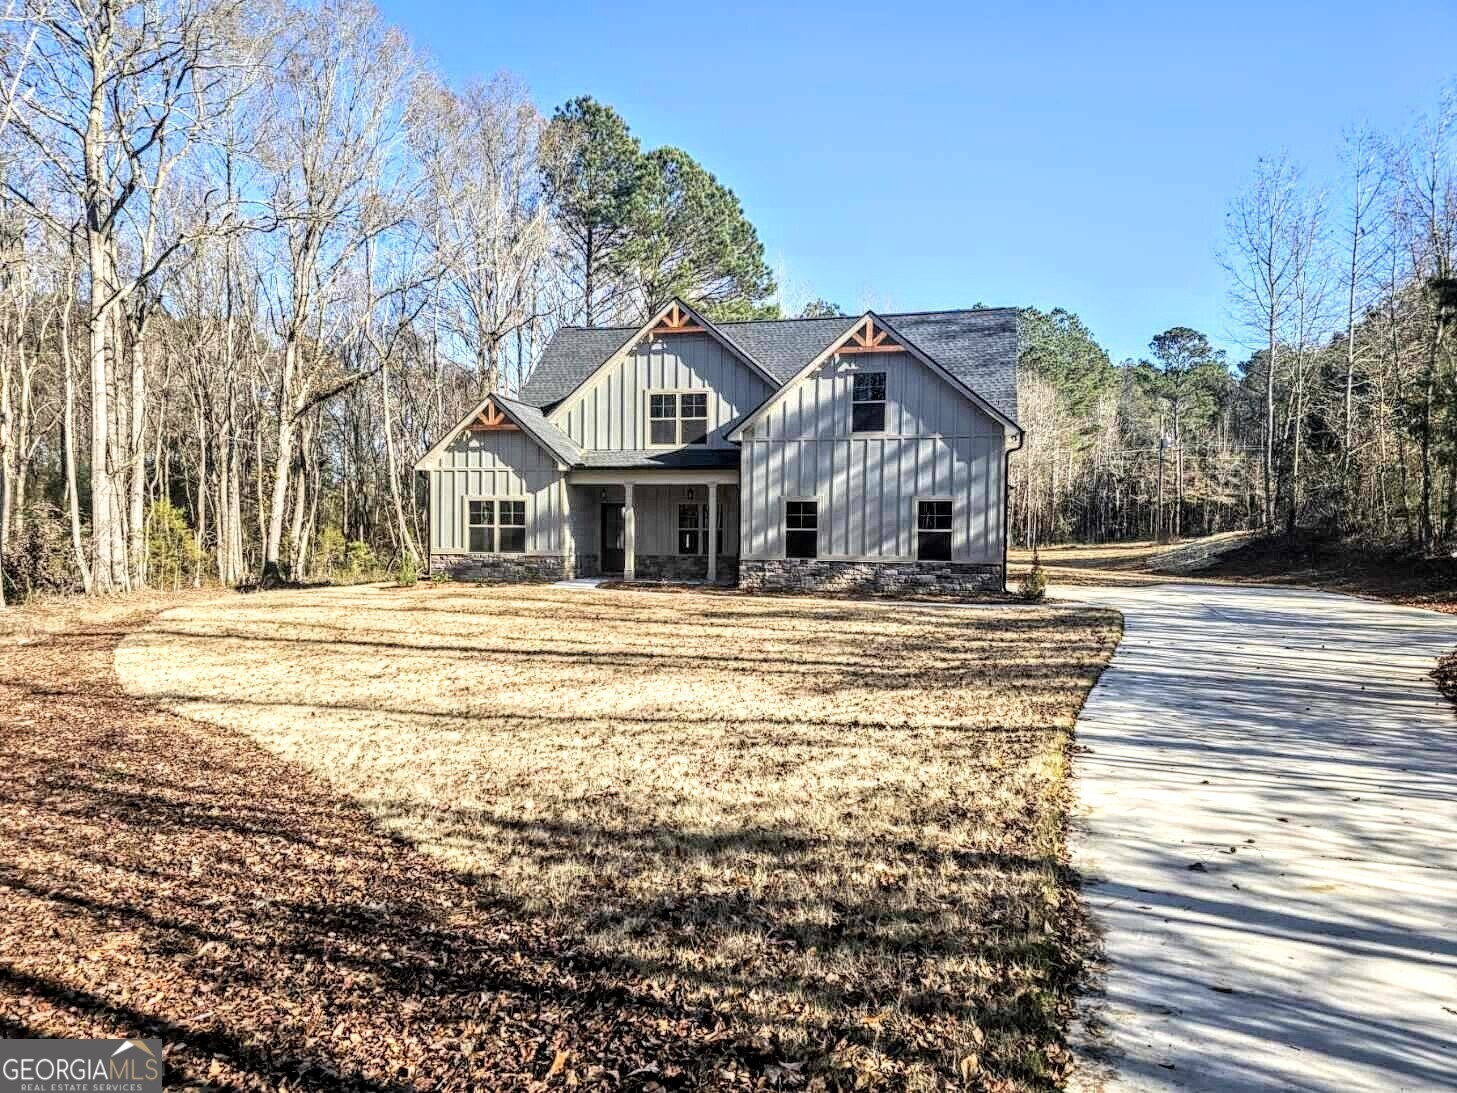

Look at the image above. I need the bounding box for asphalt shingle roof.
[576,448,741,470]
[493,395,582,466]
[516,307,1020,425]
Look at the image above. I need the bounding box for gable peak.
[466,398,519,432]
[837,315,904,355]
[647,300,707,337]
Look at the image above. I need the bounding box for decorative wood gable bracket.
[647,301,706,337]
[837,317,903,355]
[466,400,519,431]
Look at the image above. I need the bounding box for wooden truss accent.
[466,400,519,431]
[837,317,903,355]
[648,301,706,336]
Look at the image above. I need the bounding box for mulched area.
[0,610,779,1090]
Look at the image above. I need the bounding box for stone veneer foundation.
[738,558,1004,595]
[631,554,740,584]
[430,553,571,582]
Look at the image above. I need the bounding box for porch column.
[706,481,718,585]
[559,478,575,578]
[623,481,636,582]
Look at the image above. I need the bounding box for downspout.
[1002,426,1025,592]
[418,468,430,577]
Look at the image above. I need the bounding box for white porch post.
[706,481,718,585]
[560,477,575,578]
[623,481,636,582]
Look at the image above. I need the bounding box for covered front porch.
[566,468,740,585]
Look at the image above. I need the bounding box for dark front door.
[601,503,625,573]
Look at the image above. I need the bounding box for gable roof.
[517,306,1020,425]
[413,392,582,471]
[524,297,777,422]
[728,311,1019,441]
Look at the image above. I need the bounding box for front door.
[601,503,625,574]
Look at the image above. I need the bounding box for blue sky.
[378,0,1456,364]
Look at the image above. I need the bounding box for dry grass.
[1007,533,1254,589]
[3,599,763,1090]
[1010,541,1171,575]
[115,584,1119,1089]
[1011,533,1457,613]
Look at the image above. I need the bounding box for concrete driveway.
[1062,582,1457,1092]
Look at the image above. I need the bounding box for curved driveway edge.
[1061,582,1457,1092]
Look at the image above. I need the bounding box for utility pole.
[1156,435,1169,542]
[1174,439,1184,540]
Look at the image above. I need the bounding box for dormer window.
[648,391,709,446]
[852,372,886,432]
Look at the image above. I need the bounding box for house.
[414,298,1022,594]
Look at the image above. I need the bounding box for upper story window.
[785,500,818,559]
[916,500,952,561]
[851,372,886,432]
[467,498,526,554]
[648,391,709,446]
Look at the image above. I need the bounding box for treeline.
[1012,96,1457,552]
[1012,312,1254,546]
[0,0,778,600]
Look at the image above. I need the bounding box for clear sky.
[377,0,1456,364]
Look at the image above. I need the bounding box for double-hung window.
[467,499,526,554]
[677,503,701,554]
[851,372,886,432]
[648,392,709,446]
[916,500,953,561]
[677,503,727,555]
[785,500,818,559]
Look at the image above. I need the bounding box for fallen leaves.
[1434,651,1457,712]
[4,585,1120,1090]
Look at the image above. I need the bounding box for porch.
[566,468,740,585]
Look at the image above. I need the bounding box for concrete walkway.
[1062,582,1457,1092]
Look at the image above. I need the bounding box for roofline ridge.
[550,305,1019,335]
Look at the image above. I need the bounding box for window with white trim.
[467,499,526,554]
[851,372,886,432]
[648,391,709,446]
[916,500,953,561]
[785,500,818,559]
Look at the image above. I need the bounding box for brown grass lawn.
[95,584,1116,1089]
[1006,532,1257,585]
[1009,540,1173,576]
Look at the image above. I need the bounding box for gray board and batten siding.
[549,331,775,451]
[739,348,1007,563]
[424,427,570,556]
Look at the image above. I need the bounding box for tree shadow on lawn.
[0,616,1090,1091]
[0,625,775,1090]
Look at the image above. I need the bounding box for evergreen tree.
[1018,307,1117,418]
[626,147,775,321]
[539,96,645,326]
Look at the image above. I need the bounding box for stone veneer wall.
[738,558,1003,596]
[632,554,740,585]
[430,553,570,582]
